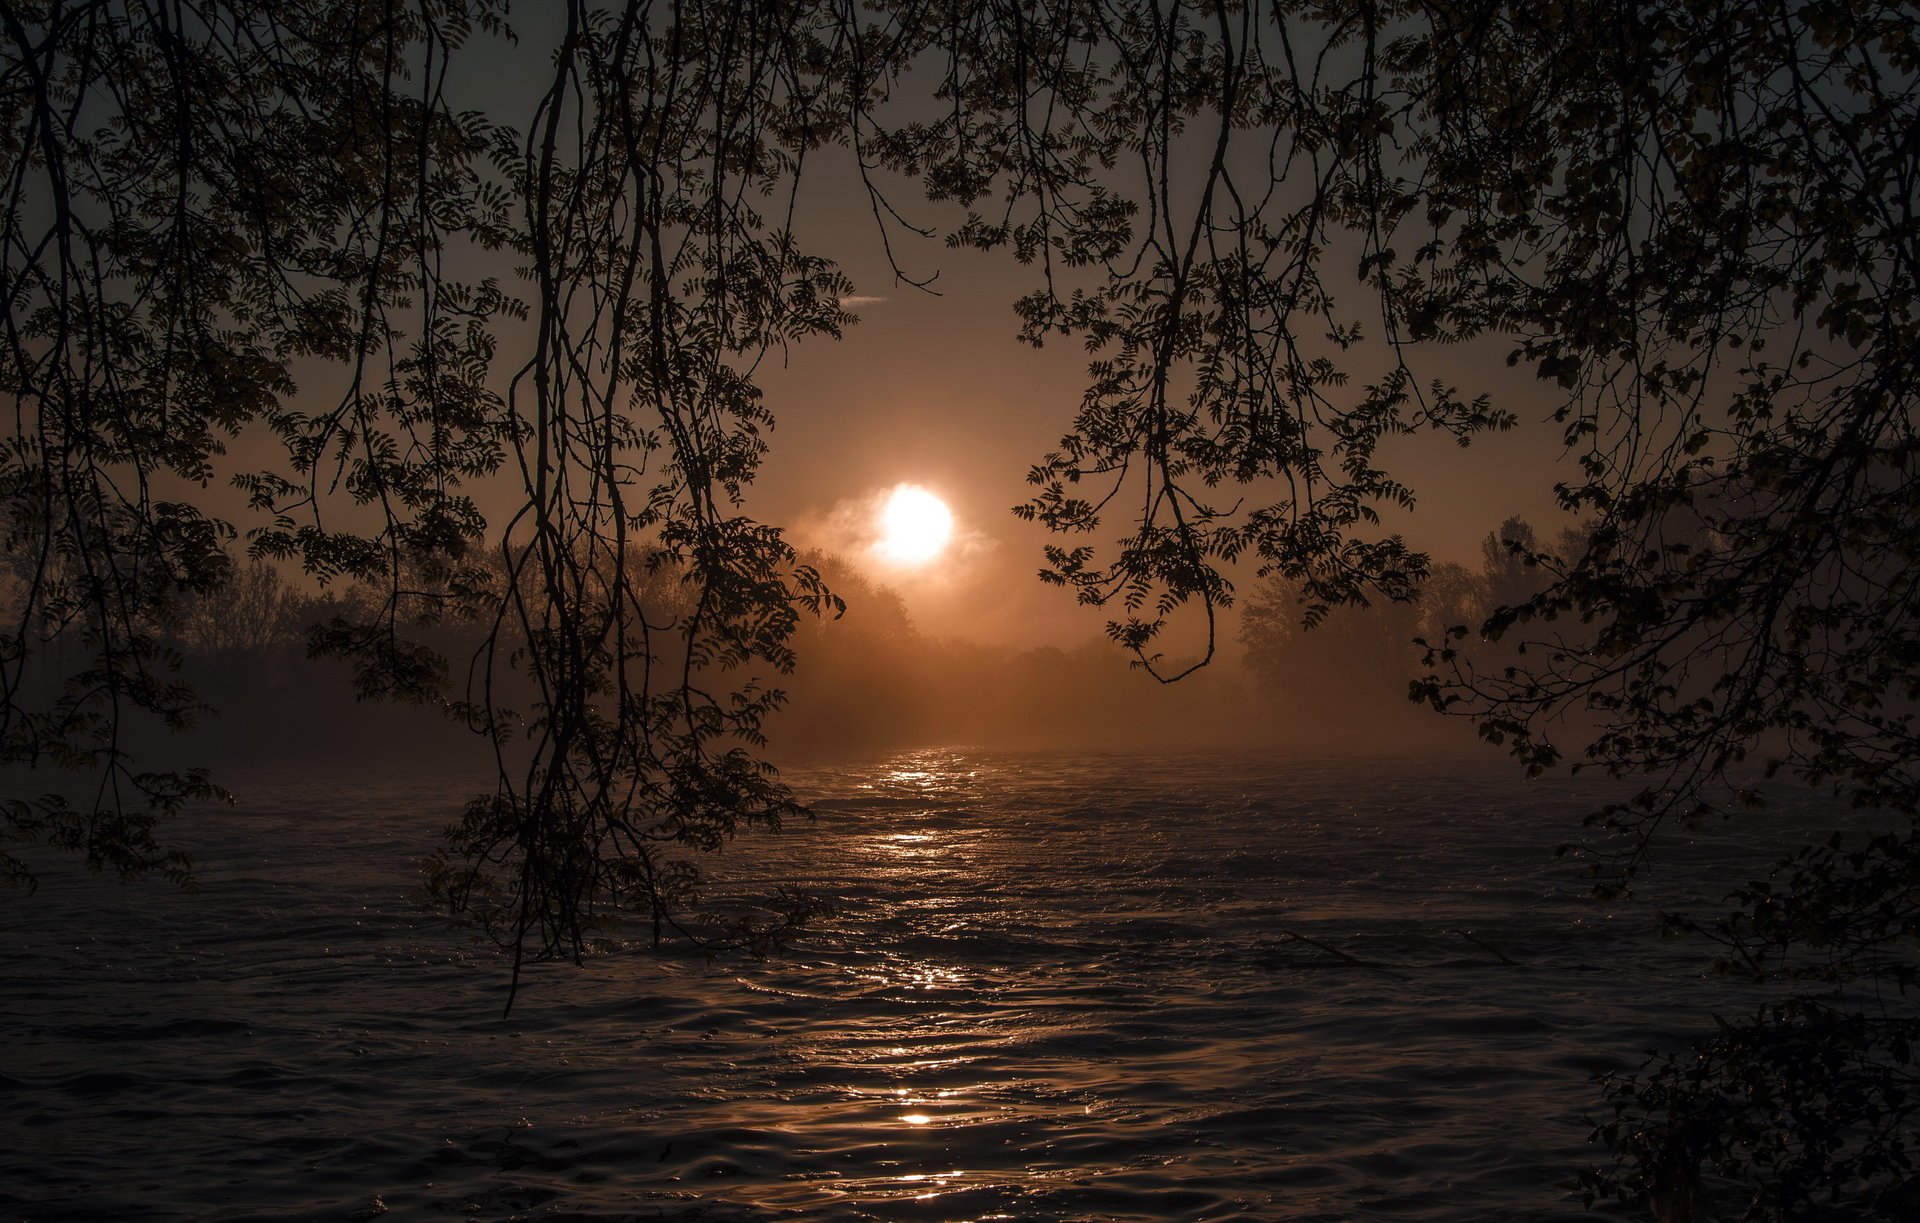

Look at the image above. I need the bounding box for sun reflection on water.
[845,748,986,794]
[811,752,1022,1214]
[872,831,942,862]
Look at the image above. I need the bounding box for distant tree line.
[774,551,1256,755]
[40,542,1261,762]
[1240,516,1565,741]
[83,513,1570,761]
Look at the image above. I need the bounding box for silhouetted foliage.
[1583,827,1920,1222]
[1241,558,1467,741]
[1389,7,1920,1215]
[1,1,857,1004]
[5,2,1918,1207]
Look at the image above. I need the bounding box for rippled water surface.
[1,751,1824,1221]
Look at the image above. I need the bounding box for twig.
[1275,928,1410,979]
[1454,928,1519,966]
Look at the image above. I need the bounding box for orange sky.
[183,27,1588,660]
[749,192,1578,649]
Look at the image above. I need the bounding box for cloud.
[795,482,997,579]
[836,294,888,311]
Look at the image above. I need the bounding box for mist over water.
[1,750,1828,1221]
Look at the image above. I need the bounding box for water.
[0,750,1833,1221]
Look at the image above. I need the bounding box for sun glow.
[875,485,954,566]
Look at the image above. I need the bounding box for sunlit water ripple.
[0,750,1847,1221]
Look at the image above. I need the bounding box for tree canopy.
[5,3,1917,1216]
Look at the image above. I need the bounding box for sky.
[183,13,1588,662]
[745,178,1578,650]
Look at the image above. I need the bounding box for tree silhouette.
[5,3,1917,1211]
[1240,560,1457,740]
[1392,9,1920,1215]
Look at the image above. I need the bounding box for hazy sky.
[747,169,1578,648]
[194,17,1587,658]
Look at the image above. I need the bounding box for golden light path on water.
[696,749,1785,1219]
[0,746,1825,1221]
[847,762,994,1209]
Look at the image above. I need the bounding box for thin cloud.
[837,294,888,310]
[797,483,997,577]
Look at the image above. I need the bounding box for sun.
[875,485,954,566]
